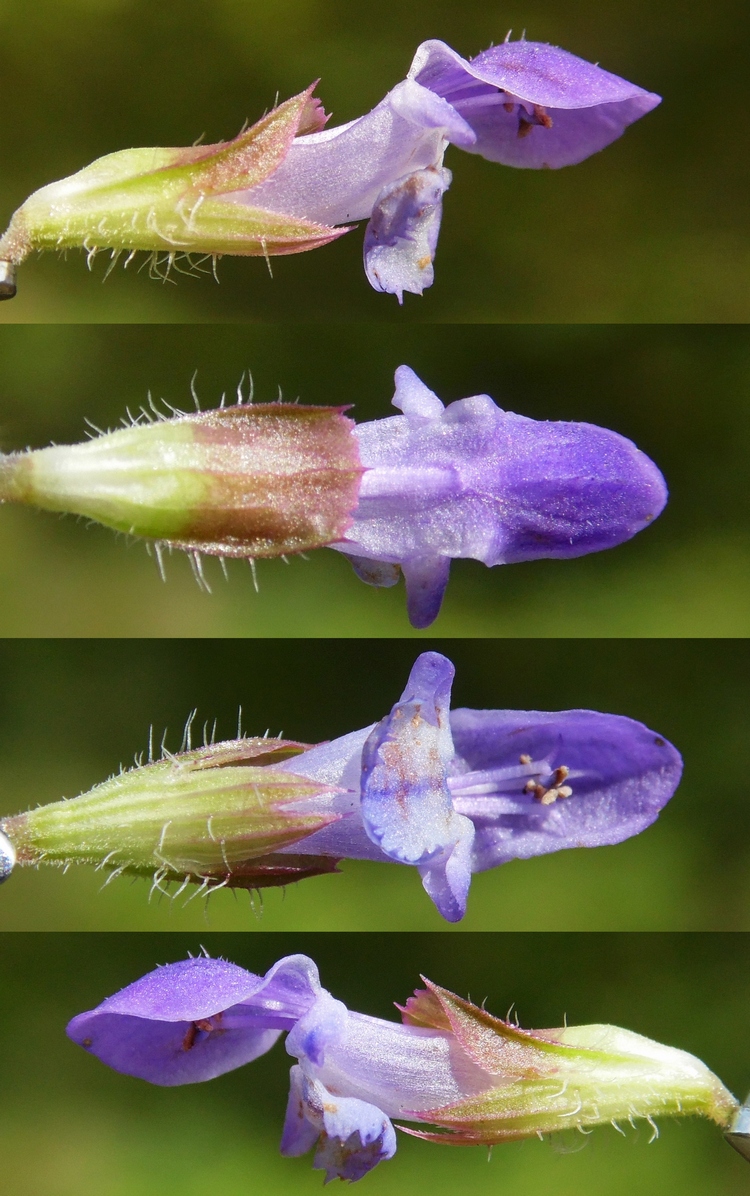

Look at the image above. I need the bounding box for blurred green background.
[2,932,749,1195]
[0,324,747,637]
[0,638,747,930]
[0,0,748,322]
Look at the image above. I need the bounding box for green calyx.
[0,86,347,266]
[0,421,213,541]
[0,402,363,556]
[1,737,339,882]
[400,980,738,1145]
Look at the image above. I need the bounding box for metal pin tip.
[0,260,17,299]
[726,1132,750,1163]
[725,1102,750,1162]
[0,828,15,882]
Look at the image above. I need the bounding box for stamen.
[450,757,575,811]
[524,771,574,804]
[533,104,554,129]
[516,104,554,139]
[181,1013,222,1050]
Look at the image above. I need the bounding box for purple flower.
[338,366,668,628]
[271,650,682,921]
[0,39,659,302]
[247,38,660,300]
[1,651,681,920]
[0,366,667,631]
[68,954,737,1183]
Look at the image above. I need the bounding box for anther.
[533,104,554,129]
[0,261,17,300]
[519,754,532,765]
[182,1017,216,1050]
[525,765,574,805]
[517,105,554,139]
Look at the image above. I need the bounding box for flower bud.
[0,403,363,558]
[0,737,343,887]
[0,86,346,278]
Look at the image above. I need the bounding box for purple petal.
[273,727,387,863]
[298,1009,494,1115]
[66,1008,282,1087]
[363,165,450,302]
[486,413,668,563]
[360,651,455,860]
[412,38,658,110]
[359,652,475,916]
[338,370,667,595]
[393,363,446,419]
[281,1064,326,1156]
[285,991,349,1068]
[243,80,455,228]
[66,954,323,1086]
[346,368,669,564]
[410,38,661,168]
[448,97,661,169]
[281,1066,397,1183]
[399,649,455,716]
[402,555,452,628]
[448,707,683,869]
[251,954,327,1020]
[388,78,475,147]
[418,816,474,923]
[76,957,263,1022]
[314,1091,397,1182]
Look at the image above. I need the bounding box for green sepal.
[0,86,348,264]
[1,736,341,879]
[399,978,737,1144]
[0,402,363,555]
